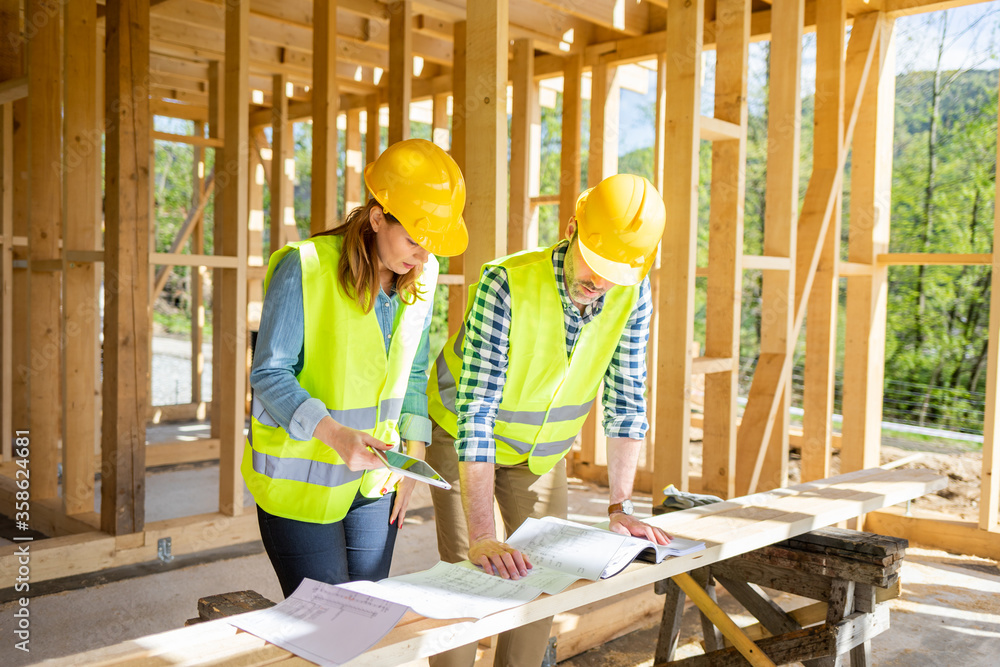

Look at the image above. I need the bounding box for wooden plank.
[388,0,413,144]
[152,172,216,298]
[311,0,338,233]
[802,0,846,485]
[27,0,63,501]
[151,130,224,147]
[743,255,792,271]
[145,439,221,467]
[8,0,28,457]
[587,61,620,187]
[654,0,704,503]
[431,92,450,150]
[270,74,296,253]
[102,0,151,534]
[209,60,223,443]
[652,53,667,194]
[216,0,250,518]
[463,0,508,289]
[345,108,363,214]
[702,0,749,500]
[699,115,742,142]
[0,476,98,536]
[981,69,1000,531]
[151,252,239,268]
[875,252,992,265]
[0,102,10,462]
[866,507,1000,560]
[509,38,535,253]
[0,76,27,105]
[558,53,583,239]
[247,130,266,354]
[842,18,895,478]
[446,20,466,336]
[366,93,381,166]
[62,0,100,515]
[692,356,735,375]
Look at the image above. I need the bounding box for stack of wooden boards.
[40,467,945,667]
[656,527,908,666]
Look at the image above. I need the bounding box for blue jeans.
[257,491,398,598]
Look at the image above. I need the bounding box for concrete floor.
[2,430,999,666]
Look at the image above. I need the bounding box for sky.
[616,3,1000,155]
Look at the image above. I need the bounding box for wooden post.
[366,93,381,168]
[558,53,583,239]
[981,67,1000,532]
[432,92,450,150]
[653,53,667,195]
[702,0,749,500]
[509,39,536,253]
[448,20,466,335]
[388,0,413,145]
[587,61,620,188]
[801,0,846,484]
[646,52,667,460]
[311,0,337,234]
[463,0,508,287]
[209,60,223,441]
[247,130,265,414]
[191,121,205,406]
[843,17,894,477]
[102,0,150,534]
[216,0,249,517]
[270,74,295,254]
[345,108,363,214]
[654,0,703,502]
[27,0,63,500]
[755,0,803,496]
[62,0,99,515]
[0,0,19,462]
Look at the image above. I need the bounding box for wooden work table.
[43,467,945,667]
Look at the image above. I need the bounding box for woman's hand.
[313,416,389,471]
[389,441,425,529]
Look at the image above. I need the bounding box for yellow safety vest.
[242,235,438,523]
[427,244,639,475]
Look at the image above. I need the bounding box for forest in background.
[151,9,1000,437]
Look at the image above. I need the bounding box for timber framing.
[0,0,998,592]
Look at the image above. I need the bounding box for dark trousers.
[257,491,398,598]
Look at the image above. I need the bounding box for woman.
[242,138,468,598]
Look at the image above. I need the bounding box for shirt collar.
[552,239,603,320]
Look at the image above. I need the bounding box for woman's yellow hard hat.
[364,138,469,257]
[574,174,666,286]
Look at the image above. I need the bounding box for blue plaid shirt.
[455,240,652,463]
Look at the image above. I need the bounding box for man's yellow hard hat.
[364,138,469,257]
[574,173,666,286]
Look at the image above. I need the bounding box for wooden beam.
[0,101,11,463]
[876,252,992,265]
[345,108,363,213]
[311,0,338,233]
[447,20,466,336]
[366,93,381,167]
[388,0,413,144]
[842,18,895,478]
[151,130,223,147]
[587,61,620,187]
[558,53,583,238]
[216,0,249,517]
[652,53,667,194]
[655,0,704,503]
[27,0,63,500]
[463,0,508,289]
[865,507,1000,561]
[270,74,296,253]
[736,13,881,496]
[191,121,206,405]
[62,0,100,515]
[0,76,27,105]
[509,39,536,253]
[702,0,749,500]
[801,0,846,486]
[981,68,1000,532]
[103,0,150,534]
[754,0,802,501]
[431,91,450,150]
[209,60,223,443]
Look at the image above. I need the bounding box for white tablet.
[372,448,452,490]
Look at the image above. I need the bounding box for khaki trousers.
[425,419,568,667]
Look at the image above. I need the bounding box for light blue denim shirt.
[250,249,434,444]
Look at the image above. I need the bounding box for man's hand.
[389,441,425,529]
[609,513,672,545]
[469,536,532,580]
[314,416,388,471]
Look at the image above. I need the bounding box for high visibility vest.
[427,245,639,475]
[242,235,438,523]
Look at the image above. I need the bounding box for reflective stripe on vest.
[243,235,437,523]
[427,244,639,475]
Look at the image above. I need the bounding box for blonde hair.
[312,199,423,313]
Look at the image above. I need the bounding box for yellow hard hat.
[364,138,468,257]
[574,174,666,286]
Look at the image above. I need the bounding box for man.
[425,173,670,667]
